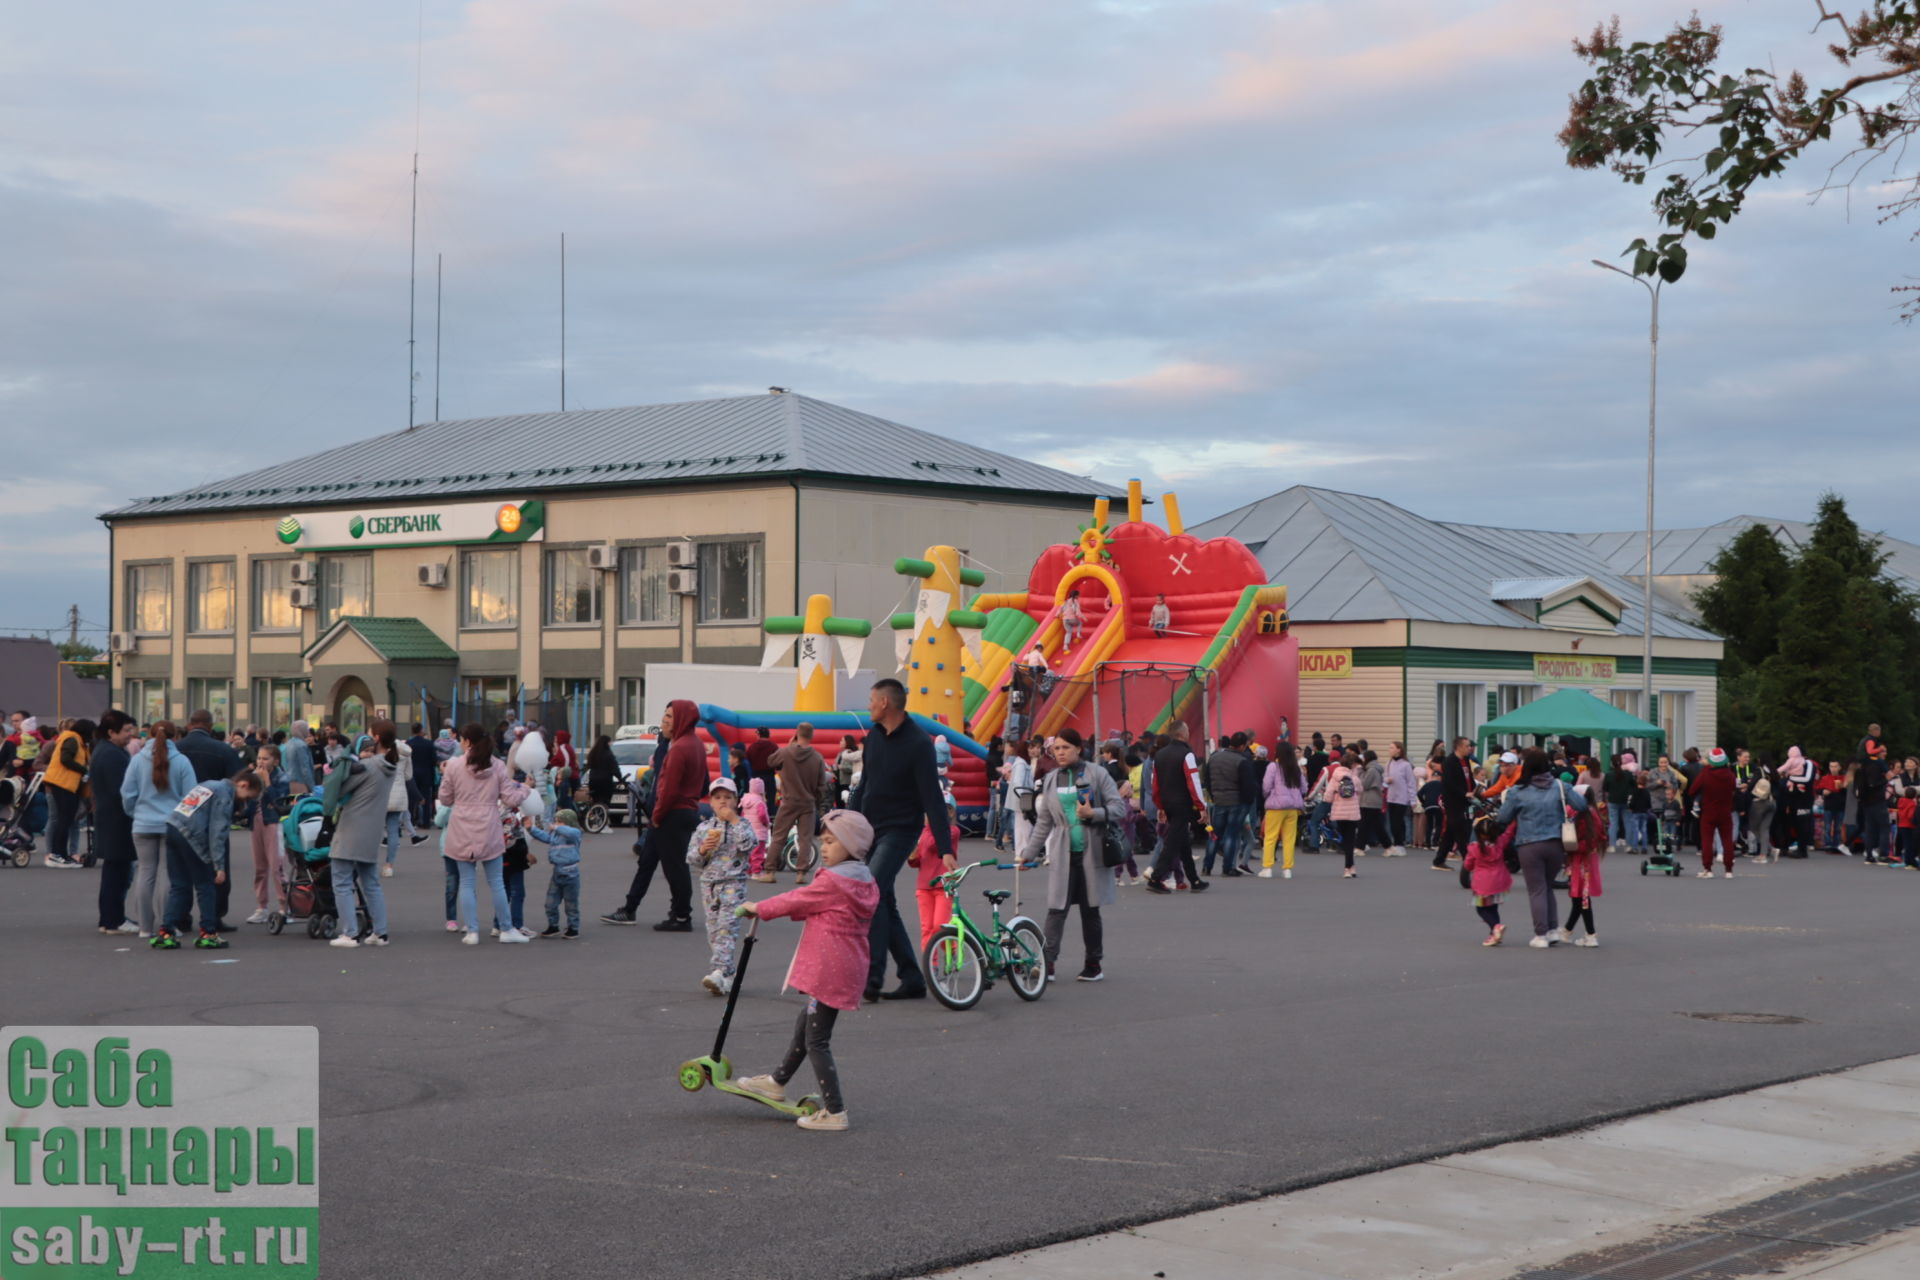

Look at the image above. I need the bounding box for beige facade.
[107,479,1087,731]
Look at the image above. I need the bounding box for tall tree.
[1692,522,1792,672]
[1754,546,1870,761]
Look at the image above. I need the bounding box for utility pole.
[1592,259,1662,738]
[66,604,79,648]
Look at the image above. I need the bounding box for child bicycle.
[922,858,1046,1010]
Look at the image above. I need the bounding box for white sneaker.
[245,909,270,925]
[1574,934,1599,947]
[1257,868,1273,878]
[362,934,389,947]
[489,927,500,938]
[138,930,152,939]
[702,970,732,996]
[462,930,479,946]
[1282,868,1292,879]
[1528,935,1551,949]
[1721,869,1734,879]
[1697,870,1714,878]
[796,1109,849,1132]
[1547,928,1567,944]
[328,935,359,949]
[498,928,530,944]
[736,1074,784,1103]
[115,921,140,934]
[380,864,394,878]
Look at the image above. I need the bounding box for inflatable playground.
[689,481,1299,829]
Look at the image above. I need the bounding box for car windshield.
[611,741,654,766]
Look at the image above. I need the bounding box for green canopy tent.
[1477,687,1666,761]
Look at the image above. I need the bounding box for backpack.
[1336,773,1355,800]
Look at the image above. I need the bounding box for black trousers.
[621,808,696,919]
[98,858,134,929]
[1043,857,1103,971]
[774,1000,842,1113]
[46,785,83,861]
[1149,813,1202,885]
[1434,803,1469,867]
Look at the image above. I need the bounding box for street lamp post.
[1591,259,1661,739]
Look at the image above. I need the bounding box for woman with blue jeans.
[439,723,532,945]
[323,723,397,948]
[1496,749,1588,948]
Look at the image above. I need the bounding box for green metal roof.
[305,617,458,664]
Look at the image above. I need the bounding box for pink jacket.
[756,862,880,1011]
[1325,764,1361,822]
[1261,762,1305,810]
[1566,847,1605,899]
[742,785,770,846]
[1462,829,1514,897]
[437,758,530,863]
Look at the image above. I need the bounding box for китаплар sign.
[1298,648,1353,679]
[273,499,544,551]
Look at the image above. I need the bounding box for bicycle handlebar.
[934,858,997,892]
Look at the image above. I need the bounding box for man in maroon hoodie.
[1688,747,1740,877]
[601,699,705,929]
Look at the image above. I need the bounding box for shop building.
[1193,486,1724,754]
[100,391,1115,735]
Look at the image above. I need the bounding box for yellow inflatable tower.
[761,594,873,713]
[890,546,986,729]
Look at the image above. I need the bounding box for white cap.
[707,775,737,795]
[1499,751,1519,765]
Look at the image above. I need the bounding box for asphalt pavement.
[5,836,1919,1280]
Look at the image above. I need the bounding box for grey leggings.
[1516,839,1567,938]
[131,832,168,934]
[773,999,843,1114]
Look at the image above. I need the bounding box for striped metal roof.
[1488,576,1591,601]
[103,392,1119,518]
[1574,517,1920,591]
[1191,486,1718,642]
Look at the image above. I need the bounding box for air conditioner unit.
[417,562,449,588]
[289,561,316,584]
[667,567,699,596]
[666,540,696,568]
[290,584,318,610]
[107,632,136,654]
[586,543,617,572]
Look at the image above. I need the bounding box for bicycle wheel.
[1004,917,1047,1002]
[923,925,987,1010]
[790,827,818,876]
[582,804,609,835]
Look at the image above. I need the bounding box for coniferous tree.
[1754,546,1870,763]
[1691,523,1792,748]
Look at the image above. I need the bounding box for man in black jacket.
[88,711,141,933]
[178,709,245,929]
[850,679,953,1001]
[1434,737,1475,870]
[1146,721,1209,894]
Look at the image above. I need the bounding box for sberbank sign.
[273,499,544,551]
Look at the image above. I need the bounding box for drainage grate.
[1678,1011,1811,1025]
[1510,1151,1920,1279]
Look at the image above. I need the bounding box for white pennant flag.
[917,587,952,633]
[797,634,826,687]
[959,626,984,669]
[834,632,866,678]
[760,633,797,670]
[893,628,914,671]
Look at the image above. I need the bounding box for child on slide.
[734,810,879,1132]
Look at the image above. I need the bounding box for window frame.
[695,537,763,625]
[543,545,603,628]
[251,678,299,734]
[618,676,645,725]
[1434,681,1486,748]
[185,677,233,734]
[123,680,169,727]
[616,541,682,629]
[186,558,237,636]
[460,547,521,631]
[250,556,301,634]
[124,561,173,637]
[317,554,374,631]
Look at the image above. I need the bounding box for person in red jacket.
[1689,748,1740,877]
[602,699,706,929]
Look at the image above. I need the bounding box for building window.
[461,549,519,629]
[318,555,373,629]
[126,563,172,635]
[1493,683,1543,749]
[252,679,299,733]
[618,544,680,626]
[186,678,233,733]
[1660,690,1695,756]
[1609,687,1649,761]
[458,676,516,722]
[1435,682,1485,748]
[544,548,601,626]
[124,680,168,727]
[252,559,298,633]
[541,678,599,745]
[618,677,645,726]
[186,561,235,634]
[697,539,761,623]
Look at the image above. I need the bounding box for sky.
[3,0,1915,642]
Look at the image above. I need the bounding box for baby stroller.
[1641,798,1685,877]
[269,795,370,940]
[0,774,47,867]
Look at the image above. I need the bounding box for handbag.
[1558,781,1580,852]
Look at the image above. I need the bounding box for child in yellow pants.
[1260,749,1307,879]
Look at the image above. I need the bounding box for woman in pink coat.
[438,724,531,946]
[735,810,879,1132]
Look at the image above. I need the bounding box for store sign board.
[275,499,544,551]
[1532,654,1615,685]
[1299,648,1353,679]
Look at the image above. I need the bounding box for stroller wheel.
[319,914,339,940]
[10,846,29,868]
[306,916,323,939]
[267,912,286,936]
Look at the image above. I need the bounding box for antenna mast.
[435,252,443,422]
[560,232,568,412]
[406,1,424,429]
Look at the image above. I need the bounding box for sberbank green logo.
[348,515,366,539]
[276,517,302,545]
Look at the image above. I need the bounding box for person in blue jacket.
[156,769,262,950]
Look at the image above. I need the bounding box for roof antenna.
[559,232,568,412]
[434,251,442,422]
[407,0,424,429]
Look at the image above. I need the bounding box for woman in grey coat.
[324,720,399,948]
[1019,727,1126,983]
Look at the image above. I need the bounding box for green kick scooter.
[676,916,823,1117]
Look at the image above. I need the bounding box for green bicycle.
[922,859,1047,1010]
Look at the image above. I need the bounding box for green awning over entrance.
[303,617,458,665]
[1477,687,1665,756]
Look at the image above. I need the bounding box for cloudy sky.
[4,0,1914,640]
